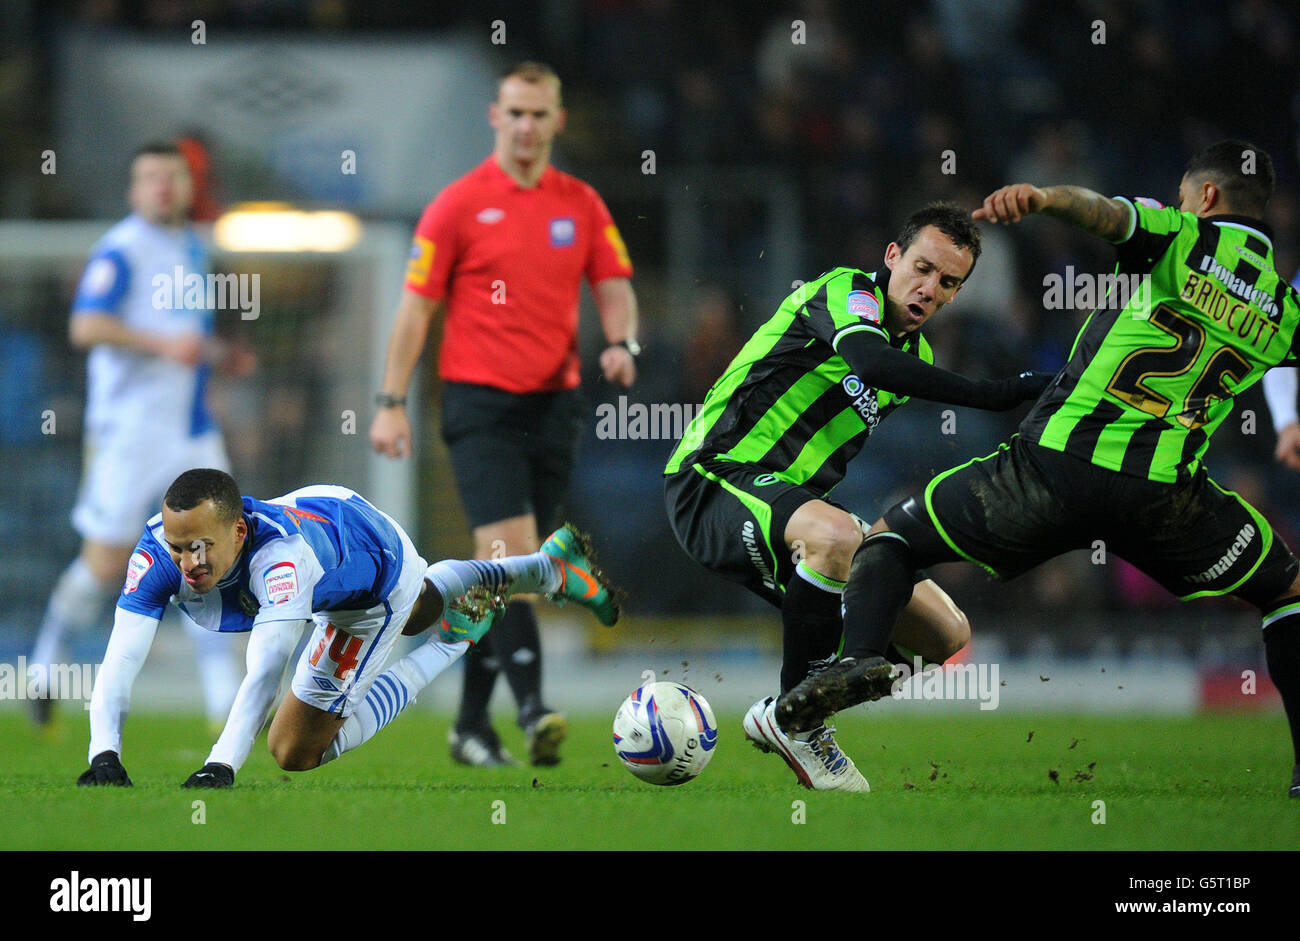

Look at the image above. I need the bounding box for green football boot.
[540,525,620,626]
[438,585,507,645]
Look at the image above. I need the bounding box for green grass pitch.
[2,710,1296,851]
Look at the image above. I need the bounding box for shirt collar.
[1209,214,1274,252]
[485,155,554,191]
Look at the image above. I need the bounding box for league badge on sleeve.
[847,290,881,324]
[124,549,154,594]
[83,257,120,297]
[405,237,434,287]
[1135,196,1165,209]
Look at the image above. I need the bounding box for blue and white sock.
[319,638,470,764]
[424,554,561,601]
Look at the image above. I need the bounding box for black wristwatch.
[615,338,641,357]
[375,393,407,408]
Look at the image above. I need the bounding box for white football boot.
[743,696,870,792]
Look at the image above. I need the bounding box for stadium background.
[1,0,1298,716]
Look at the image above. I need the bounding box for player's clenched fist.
[78,750,132,786]
[973,184,1049,224]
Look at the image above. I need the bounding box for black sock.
[780,567,845,694]
[1263,601,1300,766]
[492,601,548,727]
[841,534,917,660]
[454,634,498,737]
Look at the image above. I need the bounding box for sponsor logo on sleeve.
[847,290,881,324]
[264,562,299,605]
[550,217,576,247]
[124,549,154,594]
[1135,196,1165,210]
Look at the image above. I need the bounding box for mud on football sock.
[780,562,846,694]
[1263,600,1300,765]
[840,533,917,660]
[320,637,470,764]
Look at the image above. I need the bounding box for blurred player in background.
[77,468,618,787]
[664,202,1050,791]
[1264,366,1300,469]
[27,142,251,729]
[781,142,1300,799]
[370,62,639,767]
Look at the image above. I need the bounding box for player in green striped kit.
[664,203,1050,790]
[779,142,1300,798]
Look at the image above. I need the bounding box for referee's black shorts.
[889,434,1299,608]
[440,381,585,532]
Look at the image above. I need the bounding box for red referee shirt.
[404,156,633,393]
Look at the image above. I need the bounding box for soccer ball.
[612,681,718,785]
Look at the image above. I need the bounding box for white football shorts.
[289,515,430,717]
[71,427,230,545]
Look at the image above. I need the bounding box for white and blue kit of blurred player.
[89,485,569,774]
[72,214,227,539]
[30,212,238,721]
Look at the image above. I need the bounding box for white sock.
[424,554,561,601]
[319,638,470,764]
[29,558,118,695]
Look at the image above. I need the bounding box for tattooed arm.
[973,183,1131,242]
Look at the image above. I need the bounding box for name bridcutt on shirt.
[50,871,151,922]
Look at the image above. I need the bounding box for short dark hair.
[131,141,185,163]
[896,201,983,279]
[1184,140,1274,216]
[129,142,187,180]
[498,61,562,103]
[164,468,243,523]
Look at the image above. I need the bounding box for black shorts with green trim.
[892,435,1299,607]
[664,460,823,608]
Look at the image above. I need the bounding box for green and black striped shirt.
[665,267,931,494]
[1022,196,1300,483]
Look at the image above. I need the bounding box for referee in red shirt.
[370,62,639,767]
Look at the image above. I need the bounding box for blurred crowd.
[5,0,1300,634]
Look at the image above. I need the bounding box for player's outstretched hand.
[1015,370,1054,403]
[973,184,1048,225]
[78,750,132,787]
[182,762,235,789]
